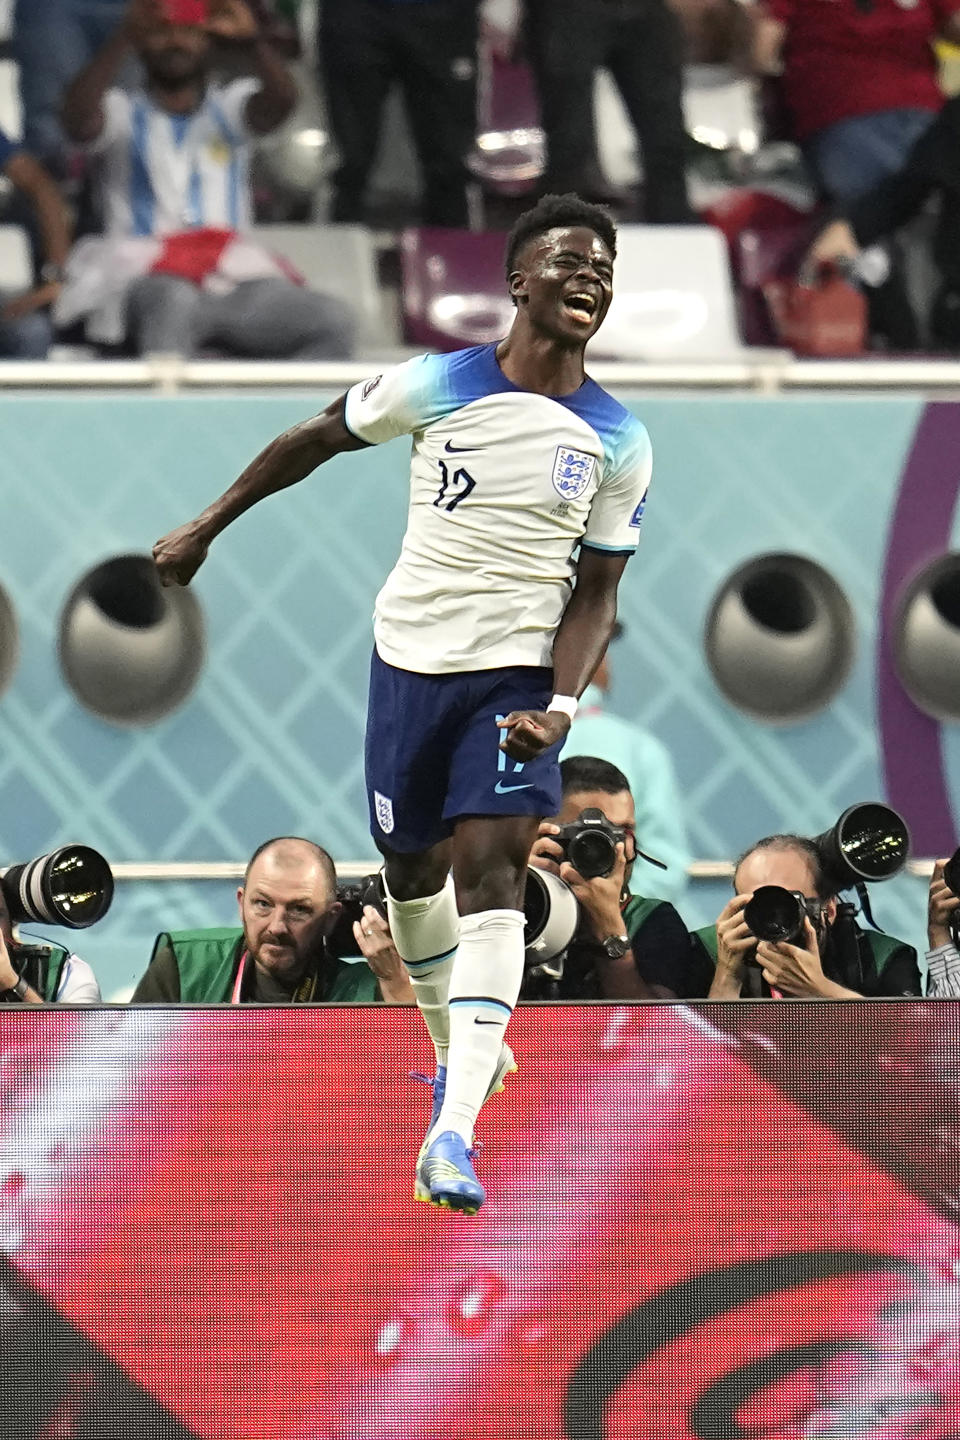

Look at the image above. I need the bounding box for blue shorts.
[365,650,563,853]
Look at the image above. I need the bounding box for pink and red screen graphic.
[0,1003,958,1439]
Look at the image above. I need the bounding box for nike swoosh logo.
[495,780,534,794]
[444,440,475,453]
[474,1017,504,1026]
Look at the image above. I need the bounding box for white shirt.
[86,81,259,237]
[344,344,652,674]
[53,953,102,1005]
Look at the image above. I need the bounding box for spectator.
[132,836,414,1003]
[0,128,72,358]
[318,0,479,227]
[695,832,921,999]
[562,620,691,905]
[806,94,960,350]
[925,857,960,997]
[749,0,960,203]
[527,756,709,1000]
[0,886,101,1003]
[57,0,354,356]
[523,0,694,220]
[13,0,129,176]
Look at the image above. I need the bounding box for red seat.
[400,228,513,351]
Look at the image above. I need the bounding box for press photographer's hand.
[756,917,855,999]
[0,930,18,993]
[559,841,628,942]
[928,859,960,950]
[711,894,755,995]
[530,821,564,877]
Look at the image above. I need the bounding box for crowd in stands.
[3,0,960,358]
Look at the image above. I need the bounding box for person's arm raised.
[153,394,366,587]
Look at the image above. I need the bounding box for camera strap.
[635,845,667,871]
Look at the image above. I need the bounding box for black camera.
[743,886,824,946]
[555,808,626,880]
[0,846,114,929]
[328,872,386,957]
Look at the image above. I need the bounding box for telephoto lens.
[0,846,114,928]
[743,885,806,945]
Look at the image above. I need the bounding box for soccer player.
[152,193,652,1214]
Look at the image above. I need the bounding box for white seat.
[0,58,21,141]
[0,224,33,293]
[590,224,749,361]
[249,222,391,351]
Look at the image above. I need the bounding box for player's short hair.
[734,834,833,900]
[504,193,618,280]
[560,755,631,798]
[244,836,337,893]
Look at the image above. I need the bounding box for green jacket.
[134,927,381,1004]
[691,921,921,997]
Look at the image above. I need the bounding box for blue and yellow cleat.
[412,1044,516,1203]
[417,1130,485,1214]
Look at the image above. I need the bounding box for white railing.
[3,356,960,393]
[107,858,940,882]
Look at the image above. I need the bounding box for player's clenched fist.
[498,709,570,762]
[152,522,210,587]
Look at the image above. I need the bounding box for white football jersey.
[344,343,652,674]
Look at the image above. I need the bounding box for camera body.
[743,886,824,946]
[327,872,386,958]
[554,808,626,880]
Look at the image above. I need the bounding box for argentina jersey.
[86,81,258,238]
[343,343,651,675]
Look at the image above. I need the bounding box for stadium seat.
[249,223,395,352]
[589,224,751,360]
[468,47,545,198]
[0,223,32,294]
[400,228,513,351]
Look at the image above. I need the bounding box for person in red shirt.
[752,0,960,202]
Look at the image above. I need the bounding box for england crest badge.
[552,446,596,500]
[374,790,395,835]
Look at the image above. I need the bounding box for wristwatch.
[600,933,631,961]
[10,974,29,1001]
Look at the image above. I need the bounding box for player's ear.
[508,269,528,304]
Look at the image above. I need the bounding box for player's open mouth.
[562,291,599,324]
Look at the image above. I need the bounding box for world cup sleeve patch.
[552,446,597,499]
[374,790,395,834]
[629,496,646,528]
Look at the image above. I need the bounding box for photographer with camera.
[699,833,921,1000]
[526,756,709,1000]
[924,856,960,998]
[131,837,413,1004]
[0,869,102,1005]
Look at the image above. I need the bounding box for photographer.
[924,858,960,998]
[131,837,413,1004]
[0,888,101,1004]
[527,756,709,1000]
[698,834,921,1000]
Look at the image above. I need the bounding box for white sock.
[434,908,525,1146]
[384,873,459,1068]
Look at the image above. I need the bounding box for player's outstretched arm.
[500,547,628,761]
[153,395,366,586]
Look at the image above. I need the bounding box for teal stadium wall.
[0,391,955,997]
